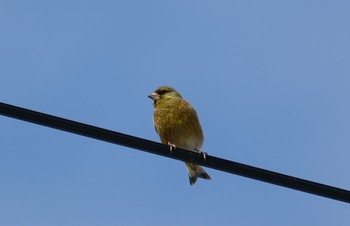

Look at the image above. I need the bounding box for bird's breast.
[153,100,203,150]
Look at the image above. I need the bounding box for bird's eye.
[156,89,168,95]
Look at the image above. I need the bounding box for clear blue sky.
[1,1,349,225]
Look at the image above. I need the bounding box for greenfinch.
[148,86,211,185]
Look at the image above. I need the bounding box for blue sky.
[1,1,350,225]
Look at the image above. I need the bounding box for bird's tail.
[185,162,211,185]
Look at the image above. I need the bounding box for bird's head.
[148,86,182,106]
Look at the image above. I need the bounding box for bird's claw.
[201,151,208,161]
[195,149,208,161]
[167,142,176,154]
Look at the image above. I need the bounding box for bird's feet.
[167,142,176,154]
[195,149,208,161]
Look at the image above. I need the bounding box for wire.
[1,102,349,203]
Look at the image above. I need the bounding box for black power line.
[1,102,349,203]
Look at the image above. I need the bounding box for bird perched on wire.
[148,86,211,185]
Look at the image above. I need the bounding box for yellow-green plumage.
[148,86,211,185]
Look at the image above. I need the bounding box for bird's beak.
[148,92,159,100]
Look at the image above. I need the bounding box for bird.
[148,86,211,185]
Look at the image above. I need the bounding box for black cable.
[1,102,349,203]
